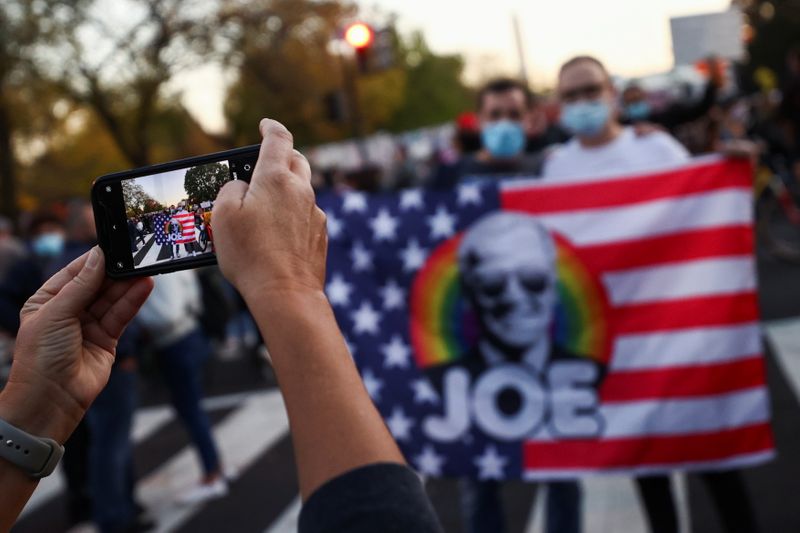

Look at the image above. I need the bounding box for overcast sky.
[130,168,189,208]
[176,0,732,132]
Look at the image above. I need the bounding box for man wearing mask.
[0,213,65,335]
[543,55,759,533]
[431,78,545,190]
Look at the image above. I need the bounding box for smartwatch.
[0,417,64,479]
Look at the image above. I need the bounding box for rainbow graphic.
[550,233,612,365]
[409,230,611,369]
[409,235,479,368]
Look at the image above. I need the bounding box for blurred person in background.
[453,111,483,156]
[388,144,418,190]
[525,93,570,153]
[0,212,65,336]
[431,78,545,191]
[45,199,151,533]
[620,56,723,134]
[344,165,383,192]
[0,216,25,281]
[137,269,229,504]
[780,46,800,156]
[543,54,760,533]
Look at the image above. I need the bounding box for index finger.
[256,119,295,171]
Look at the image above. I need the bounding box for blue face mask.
[481,120,526,159]
[32,233,64,258]
[625,100,651,120]
[559,100,611,137]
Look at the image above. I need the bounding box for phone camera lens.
[244,164,251,171]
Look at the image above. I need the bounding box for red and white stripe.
[501,157,774,476]
[172,212,196,244]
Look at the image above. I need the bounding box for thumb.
[47,247,107,318]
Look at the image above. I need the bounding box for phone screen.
[122,160,229,269]
[94,145,259,278]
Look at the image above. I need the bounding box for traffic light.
[344,22,373,73]
[344,22,374,49]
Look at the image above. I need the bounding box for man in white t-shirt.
[542,56,690,180]
[541,55,760,533]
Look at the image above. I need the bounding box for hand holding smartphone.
[92,145,260,278]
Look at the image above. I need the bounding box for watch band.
[0,417,64,479]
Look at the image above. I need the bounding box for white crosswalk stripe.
[141,390,289,533]
[265,496,302,533]
[764,318,800,402]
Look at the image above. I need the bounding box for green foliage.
[738,0,800,90]
[224,0,355,147]
[122,180,151,217]
[224,3,473,145]
[183,161,230,204]
[385,31,474,132]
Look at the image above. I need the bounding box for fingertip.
[259,118,290,139]
[86,246,102,270]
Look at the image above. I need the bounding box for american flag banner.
[153,213,172,246]
[171,211,196,244]
[153,211,195,246]
[318,157,774,480]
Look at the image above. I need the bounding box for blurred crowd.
[1,42,800,533]
[307,49,800,195]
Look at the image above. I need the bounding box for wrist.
[238,279,328,314]
[0,382,83,445]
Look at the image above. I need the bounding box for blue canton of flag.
[153,213,170,246]
[318,182,522,479]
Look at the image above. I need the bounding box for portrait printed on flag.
[319,158,773,481]
[418,212,606,447]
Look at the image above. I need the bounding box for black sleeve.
[298,463,443,533]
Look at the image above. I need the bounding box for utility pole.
[512,14,529,86]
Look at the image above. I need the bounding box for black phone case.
[91,144,261,279]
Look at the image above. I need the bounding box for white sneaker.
[224,466,239,482]
[177,478,229,505]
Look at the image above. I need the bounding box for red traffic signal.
[344,22,373,49]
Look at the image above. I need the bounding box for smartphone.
[92,145,260,279]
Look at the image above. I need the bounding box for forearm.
[245,289,405,500]
[0,387,79,530]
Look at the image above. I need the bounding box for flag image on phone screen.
[122,161,227,269]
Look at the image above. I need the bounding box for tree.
[386,32,473,132]
[33,0,229,167]
[224,0,356,147]
[224,4,474,147]
[0,0,84,218]
[121,179,150,217]
[735,0,800,91]
[183,161,229,203]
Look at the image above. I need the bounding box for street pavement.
[12,246,800,533]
